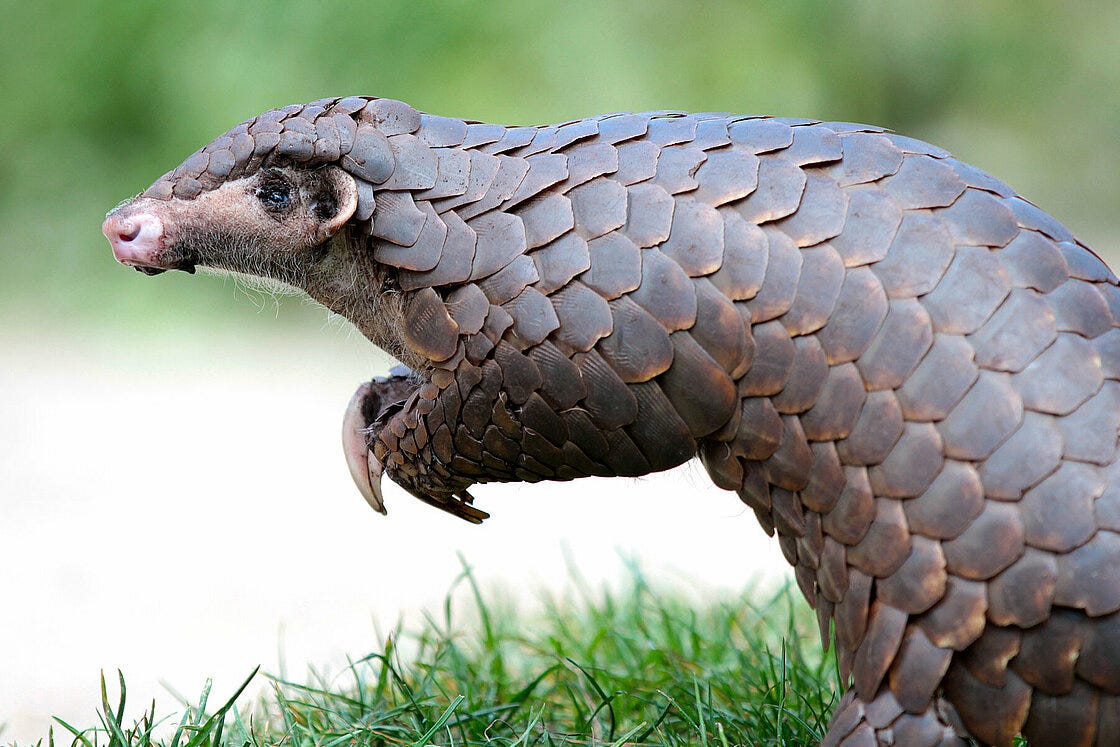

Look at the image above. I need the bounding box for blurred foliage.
[2,0,1117,330]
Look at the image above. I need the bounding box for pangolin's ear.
[318,166,359,240]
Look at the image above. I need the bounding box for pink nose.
[102,212,164,267]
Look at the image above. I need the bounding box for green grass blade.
[408,694,464,747]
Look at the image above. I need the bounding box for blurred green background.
[2,0,1117,338]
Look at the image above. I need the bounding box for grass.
[16,563,839,747]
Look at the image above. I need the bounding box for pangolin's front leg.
[346,339,714,523]
[344,363,496,523]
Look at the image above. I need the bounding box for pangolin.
[101,96,1120,746]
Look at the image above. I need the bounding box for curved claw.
[451,490,490,524]
[343,381,386,514]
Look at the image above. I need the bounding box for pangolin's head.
[101,96,412,286]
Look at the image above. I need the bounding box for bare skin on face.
[103,164,420,370]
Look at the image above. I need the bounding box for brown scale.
[940,189,1020,248]
[659,198,725,275]
[708,210,768,300]
[1060,382,1120,465]
[829,187,904,268]
[871,212,957,298]
[1000,230,1071,292]
[800,363,868,441]
[977,411,1062,499]
[845,499,911,578]
[108,97,1120,745]
[868,422,944,499]
[856,297,934,391]
[780,243,846,336]
[876,155,965,210]
[1016,333,1105,415]
[596,295,673,382]
[1048,279,1115,338]
[815,266,890,365]
[821,131,903,188]
[936,370,1023,460]
[922,245,1012,334]
[1060,241,1116,283]
[581,232,641,296]
[747,228,803,322]
[529,233,589,294]
[1020,462,1100,552]
[965,290,1055,373]
[621,182,675,247]
[477,255,537,304]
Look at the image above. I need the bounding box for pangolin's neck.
[302,233,423,371]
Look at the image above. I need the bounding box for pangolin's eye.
[255,180,292,212]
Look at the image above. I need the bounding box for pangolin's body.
[103,97,1120,746]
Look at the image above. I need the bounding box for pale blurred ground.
[0,317,788,742]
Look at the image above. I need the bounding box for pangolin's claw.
[343,381,387,514]
[450,490,490,524]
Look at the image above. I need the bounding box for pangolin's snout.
[102,208,194,275]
